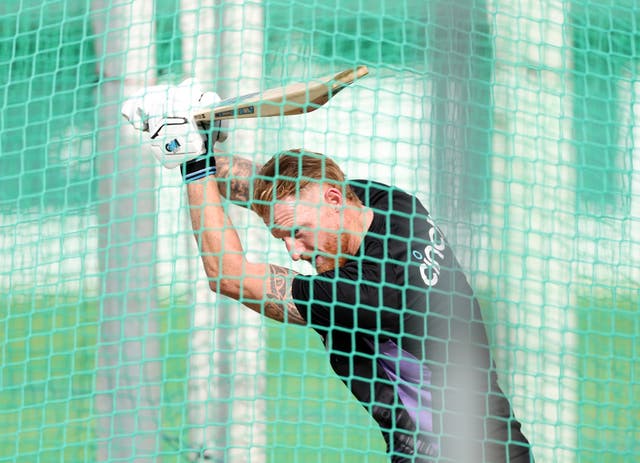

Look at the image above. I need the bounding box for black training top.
[292,181,532,462]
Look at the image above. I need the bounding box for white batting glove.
[121,79,224,169]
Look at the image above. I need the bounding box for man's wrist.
[180,154,217,183]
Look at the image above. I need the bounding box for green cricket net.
[1,0,638,462]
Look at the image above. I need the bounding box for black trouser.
[387,413,535,463]
[390,426,438,463]
[390,447,534,463]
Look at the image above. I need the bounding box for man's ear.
[323,186,344,206]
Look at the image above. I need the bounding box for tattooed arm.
[186,173,306,325]
[213,152,260,208]
[261,264,307,325]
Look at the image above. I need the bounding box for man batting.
[122,79,534,462]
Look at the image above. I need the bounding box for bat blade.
[193,65,368,123]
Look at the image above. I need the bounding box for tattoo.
[263,264,306,325]
[215,155,262,207]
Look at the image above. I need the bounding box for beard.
[314,232,351,273]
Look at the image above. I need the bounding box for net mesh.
[1,0,638,462]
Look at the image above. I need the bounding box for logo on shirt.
[412,216,445,287]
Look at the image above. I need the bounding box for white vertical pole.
[218,0,264,154]
[627,80,640,284]
[179,0,266,461]
[91,0,159,461]
[217,2,267,462]
[179,0,225,460]
[487,1,578,461]
[181,0,218,82]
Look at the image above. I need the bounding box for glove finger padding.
[121,79,224,169]
[121,84,171,132]
[148,79,208,169]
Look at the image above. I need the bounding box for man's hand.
[121,78,225,169]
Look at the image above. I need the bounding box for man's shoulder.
[349,179,428,216]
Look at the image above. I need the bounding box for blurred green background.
[1,0,639,462]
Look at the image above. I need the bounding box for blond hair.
[252,149,359,221]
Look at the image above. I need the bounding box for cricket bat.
[193,65,369,123]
